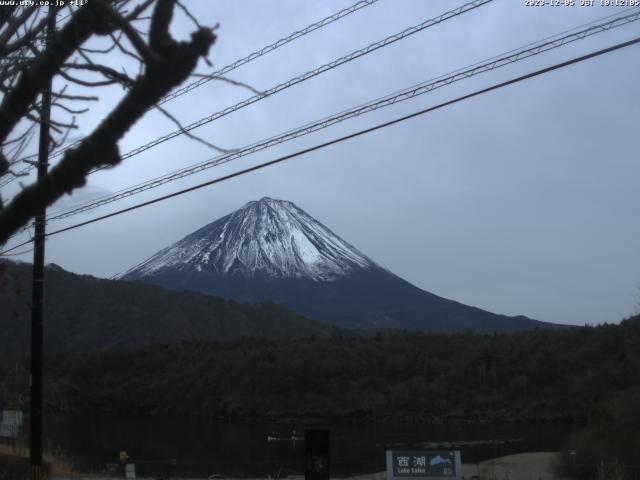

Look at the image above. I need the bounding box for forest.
[1,315,639,478]
[1,315,636,424]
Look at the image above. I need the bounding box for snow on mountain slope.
[120,197,379,282]
[118,197,555,333]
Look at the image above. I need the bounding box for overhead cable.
[41,9,640,223]
[2,33,637,256]
[111,0,494,164]
[158,0,381,105]
[0,0,381,184]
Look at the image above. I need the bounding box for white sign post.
[0,410,23,438]
[2,410,23,426]
[0,423,18,438]
[125,464,136,480]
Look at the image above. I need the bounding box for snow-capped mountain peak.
[120,197,379,282]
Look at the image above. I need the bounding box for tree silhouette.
[0,0,217,245]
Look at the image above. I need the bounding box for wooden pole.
[30,8,55,480]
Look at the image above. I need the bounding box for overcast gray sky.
[4,0,639,326]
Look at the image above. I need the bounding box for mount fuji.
[120,197,555,333]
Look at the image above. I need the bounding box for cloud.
[50,184,112,212]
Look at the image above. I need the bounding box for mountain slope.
[120,197,377,281]
[0,261,340,357]
[121,198,558,333]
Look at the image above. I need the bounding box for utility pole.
[30,9,55,480]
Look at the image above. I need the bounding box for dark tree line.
[2,314,636,424]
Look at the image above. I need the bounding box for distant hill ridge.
[0,260,340,357]
[121,197,560,333]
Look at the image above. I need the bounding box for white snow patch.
[120,197,379,282]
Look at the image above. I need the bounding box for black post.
[30,9,55,480]
[305,429,330,480]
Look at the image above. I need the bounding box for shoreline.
[42,410,584,425]
[44,452,562,480]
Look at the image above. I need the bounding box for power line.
[109,0,493,165]
[1,33,635,255]
[2,0,494,187]
[38,9,640,223]
[0,0,381,185]
[158,0,381,105]
[2,239,39,255]
[0,247,34,257]
[5,7,639,244]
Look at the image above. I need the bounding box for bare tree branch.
[153,103,234,154]
[0,1,116,144]
[59,69,120,87]
[52,102,89,115]
[63,62,135,87]
[109,30,143,62]
[105,6,159,64]
[0,0,216,244]
[177,0,203,30]
[0,8,51,57]
[0,5,37,54]
[191,73,265,97]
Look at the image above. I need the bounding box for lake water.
[43,416,572,477]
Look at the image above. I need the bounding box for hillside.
[0,261,341,357]
[18,315,640,422]
[121,197,559,333]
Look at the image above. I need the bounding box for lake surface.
[44,416,572,477]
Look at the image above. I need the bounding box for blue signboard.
[386,450,461,480]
